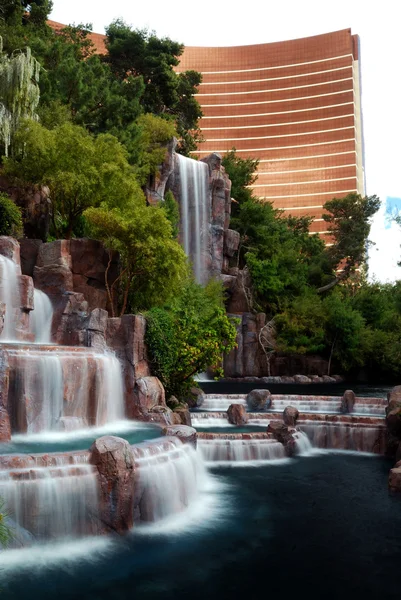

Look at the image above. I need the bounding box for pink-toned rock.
[19,239,43,277]
[173,406,192,427]
[246,389,271,410]
[0,236,20,265]
[224,229,240,257]
[36,240,71,268]
[130,376,166,419]
[226,269,252,313]
[267,421,298,455]
[89,435,135,533]
[227,403,249,425]
[184,387,205,409]
[0,302,4,336]
[294,374,311,384]
[19,275,34,311]
[162,425,197,448]
[283,406,299,426]
[84,308,108,351]
[0,406,11,442]
[341,390,356,414]
[389,467,401,493]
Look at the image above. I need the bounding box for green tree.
[104,20,202,155]
[318,192,381,292]
[275,292,327,355]
[4,120,140,238]
[162,190,180,238]
[323,292,366,374]
[131,113,177,186]
[84,200,189,315]
[145,279,238,400]
[0,192,22,236]
[222,148,259,216]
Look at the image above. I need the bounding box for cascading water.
[198,435,286,464]
[0,255,20,342]
[293,431,313,455]
[5,347,126,434]
[176,154,210,284]
[133,437,207,522]
[0,462,99,543]
[31,289,54,344]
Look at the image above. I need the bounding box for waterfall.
[31,289,54,344]
[177,154,209,284]
[198,436,286,463]
[6,348,126,434]
[0,255,20,342]
[95,354,126,425]
[293,431,313,455]
[201,396,247,411]
[134,438,207,522]
[0,463,99,542]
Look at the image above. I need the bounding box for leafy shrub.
[0,192,22,237]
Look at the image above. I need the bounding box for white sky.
[50,0,401,282]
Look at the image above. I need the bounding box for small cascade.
[177,154,210,284]
[201,396,247,411]
[0,462,99,542]
[191,412,229,428]
[31,289,54,344]
[95,354,126,424]
[198,434,286,463]
[0,255,20,342]
[352,401,386,416]
[270,396,342,414]
[298,420,385,454]
[133,437,207,522]
[5,347,126,434]
[293,431,313,455]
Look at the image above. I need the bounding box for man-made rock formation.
[283,406,299,426]
[184,387,205,409]
[341,390,356,414]
[0,176,51,241]
[89,435,135,533]
[246,389,271,411]
[162,424,197,448]
[28,238,119,314]
[227,403,249,425]
[267,420,298,451]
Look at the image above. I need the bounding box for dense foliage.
[0,499,12,548]
[0,192,22,236]
[145,280,238,400]
[223,150,397,378]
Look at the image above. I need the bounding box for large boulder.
[283,406,299,426]
[227,403,249,425]
[173,406,192,427]
[0,236,20,265]
[267,420,298,456]
[184,387,205,409]
[246,389,271,411]
[162,425,197,448]
[89,435,135,533]
[130,376,166,419]
[389,466,401,493]
[341,390,356,414]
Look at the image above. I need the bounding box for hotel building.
[177,29,365,238]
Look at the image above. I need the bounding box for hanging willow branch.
[0,36,41,156]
